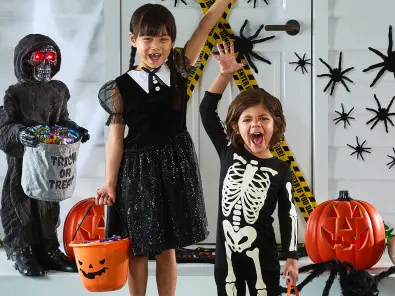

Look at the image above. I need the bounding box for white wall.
[325,0,395,227]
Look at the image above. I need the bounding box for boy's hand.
[211,41,247,75]
[283,258,299,286]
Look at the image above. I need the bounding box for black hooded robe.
[0,34,81,259]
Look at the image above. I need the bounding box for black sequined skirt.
[106,130,209,257]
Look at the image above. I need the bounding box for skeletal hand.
[77,126,90,143]
[18,127,39,147]
[211,41,247,75]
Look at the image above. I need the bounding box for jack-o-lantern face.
[305,191,386,270]
[321,203,369,250]
[78,258,108,280]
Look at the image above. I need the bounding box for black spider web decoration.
[347,136,371,161]
[366,94,395,133]
[289,52,311,74]
[387,148,395,169]
[333,103,355,128]
[217,20,275,74]
[247,0,269,8]
[317,52,354,96]
[363,25,395,87]
[161,0,187,7]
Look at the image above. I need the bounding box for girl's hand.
[211,41,247,75]
[283,258,299,286]
[95,186,116,206]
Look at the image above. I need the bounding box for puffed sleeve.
[173,46,200,79]
[98,80,125,126]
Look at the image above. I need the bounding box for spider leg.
[245,54,259,73]
[240,20,248,39]
[384,119,389,133]
[341,67,354,75]
[181,0,187,5]
[318,58,333,71]
[264,0,269,4]
[323,79,334,93]
[342,76,354,84]
[345,119,351,128]
[305,60,312,65]
[387,116,395,125]
[295,52,302,60]
[338,52,343,70]
[374,94,382,108]
[367,47,387,60]
[251,36,276,44]
[317,74,331,78]
[366,115,379,125]
[369,118,380,130]
[289,62,299,65]
[374,265,395,283]
[330,80,336,95]
[248,24,264,41]
[370,67,387,87]
[340,80,351,92]
[347,106,355,115]
[302,65,308,74]
[323,269,338,296]
[362,62,386,72]
[388,25,393,56]
[359,152,365,161]
[387,96,395,109]
[366,108,379,115]
[295,64,302,72]
[250,51,271,64]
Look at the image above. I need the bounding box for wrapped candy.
[84,235,123,244]
[29,124,81,145]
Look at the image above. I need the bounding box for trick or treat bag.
[21,125,81,202]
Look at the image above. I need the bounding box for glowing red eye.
[46,52,56,61]
[33,52,45,62]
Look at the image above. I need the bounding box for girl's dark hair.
[225,88,286,149]
[128,4,177,70]
[128,4,182,110]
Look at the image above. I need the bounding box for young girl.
[200,41,299,296]
[96,2,231,296]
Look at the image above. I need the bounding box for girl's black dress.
[98,49,209,256]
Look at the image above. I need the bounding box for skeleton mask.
[28,45,58,82]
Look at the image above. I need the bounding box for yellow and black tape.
[189,0,317,221]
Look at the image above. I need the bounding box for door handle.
[264,19,300,36]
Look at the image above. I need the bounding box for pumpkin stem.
[338,190,352,201]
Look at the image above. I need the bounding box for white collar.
[127,63,171,93]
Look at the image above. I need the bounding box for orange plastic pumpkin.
[63,198,105,259]
[305,190,385,269]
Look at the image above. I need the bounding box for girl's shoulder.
[171,46,200,79]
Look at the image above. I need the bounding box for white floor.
[1,248,395,296]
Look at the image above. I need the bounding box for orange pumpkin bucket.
[69,203,130,292]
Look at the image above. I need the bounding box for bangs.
[132,5,176,40]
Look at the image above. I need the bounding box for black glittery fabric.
[100,47,208,257]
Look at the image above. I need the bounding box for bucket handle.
[72,202,129,242]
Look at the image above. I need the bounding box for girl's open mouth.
[251,132,263,146]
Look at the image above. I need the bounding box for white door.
[119,0,313,244]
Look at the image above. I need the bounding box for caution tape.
[188,0,317,221]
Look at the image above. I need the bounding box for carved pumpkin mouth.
[80,267,109,279]
[321,227,369,250]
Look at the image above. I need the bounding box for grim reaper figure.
[0,34,90,276]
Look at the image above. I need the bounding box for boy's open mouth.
[251,132,263,146]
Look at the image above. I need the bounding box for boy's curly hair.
[225,88,286,149]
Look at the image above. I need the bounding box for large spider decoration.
[280,258,395,296]
[363,26,395,87]
[247,0,268,8]
[366,94,395,133]
[333,103,355,128]
[217,20,275,73]
[289,52,311,74]
[161,0,187,7]
[317,52,354,96]
[347,136,371,161]
[387,148,395,169]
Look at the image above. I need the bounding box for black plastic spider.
[217,20,275,73]
[247,0,268,8]
[161,0,187,7]
[280,258,395,296]
[366,94,395,133]
[387,148,395,169]
[347,136,371,161]
[363,26,395,87]
[289,52,311,74]
[317,52,354,96]
[333,103,355,128]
